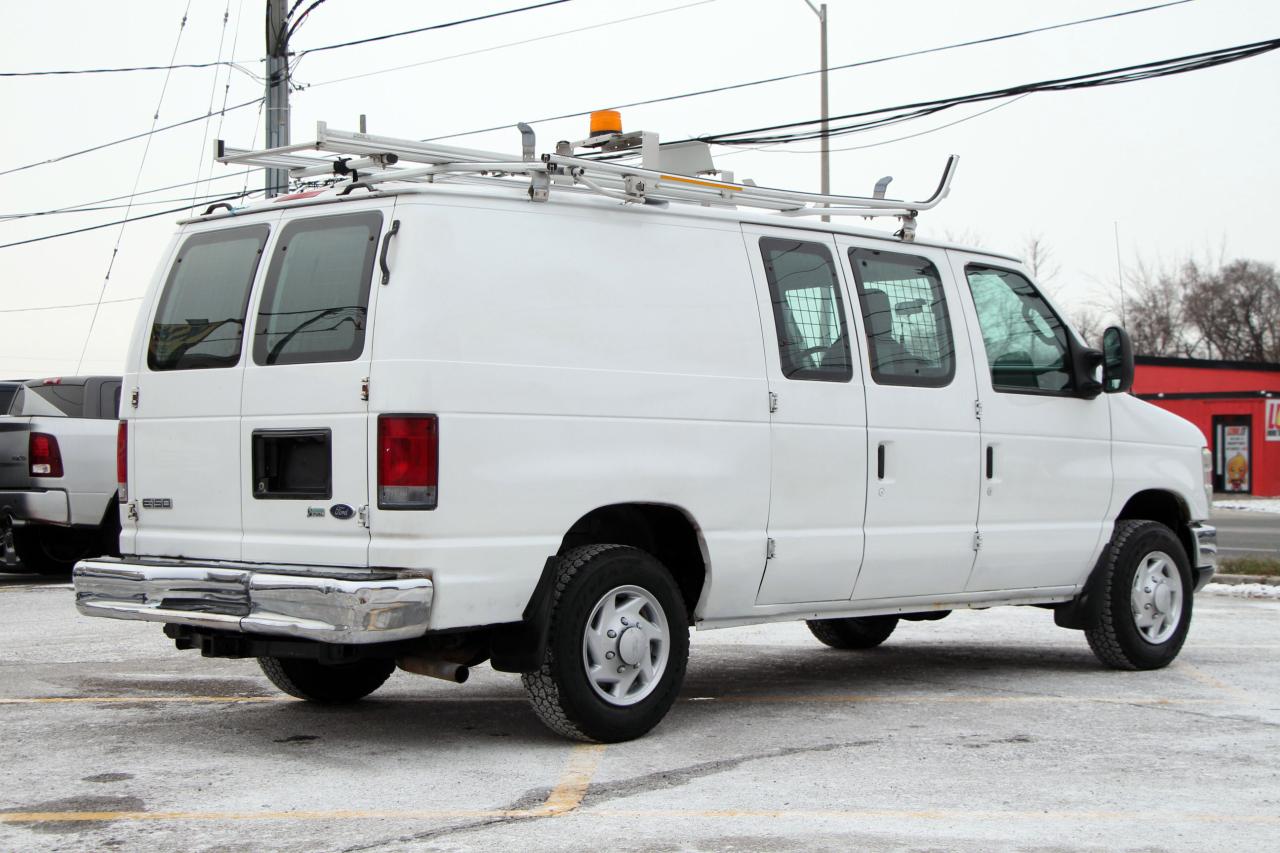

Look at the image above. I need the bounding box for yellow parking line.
[1174,661,1254,701]
[1,743,608,825]
[537,744,606,815]
[2,805,1274,826]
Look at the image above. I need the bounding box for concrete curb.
[1212,573,1280,586]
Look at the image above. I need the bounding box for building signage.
[1268,399,1280,442]
[1223,425,1250,492]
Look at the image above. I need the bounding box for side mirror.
[1071,342,1103,400]
[1102,325,1134,393]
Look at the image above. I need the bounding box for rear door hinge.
[360,377,370,402]
[358,505,369,528]
[974,399,982,419]
[130,388,139,408]
[768,391,779,413]
[972,531,983,552]
[766,537,776,560]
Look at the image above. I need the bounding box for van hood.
[1111,393,1205,448]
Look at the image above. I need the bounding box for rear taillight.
[378,415,438,510]
[29,432,63,478]
[117,421,128,503]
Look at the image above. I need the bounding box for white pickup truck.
[1,377,122,573]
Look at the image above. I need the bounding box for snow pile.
[1202,582,1280,599]
[1213,499,1280,514]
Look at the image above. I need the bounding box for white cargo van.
[74,119,1216,742]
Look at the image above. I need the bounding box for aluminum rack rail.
[216,122,959,240]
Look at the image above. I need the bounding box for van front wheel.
[522,545,690,743]
[1085,519,1193,670]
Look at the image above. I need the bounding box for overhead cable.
[424,0,1198,143]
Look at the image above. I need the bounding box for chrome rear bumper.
[73,558,433,644]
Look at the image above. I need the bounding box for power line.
[296,0,573,57]
[0,188,264,220]
[424,0,1199,143]
[0,297,143,315]
[0,170,254,221]
[0,98,263,179]
[304,0,718,90]
[0,192,256,251]
[689,36,1280,146]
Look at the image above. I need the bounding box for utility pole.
[265,0,290,197]
[801,2,829,220]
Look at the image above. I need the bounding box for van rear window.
[148,225,270,371]
[252,211,382,366]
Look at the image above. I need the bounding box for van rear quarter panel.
[369,197,772,629]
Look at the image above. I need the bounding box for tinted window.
[0,385,18,415]
[12,384,86,417]
[149,225,270,371]
[965,266,1073,393]
[759,238,852,382]
[253,212,382,366]
[849,248,955,388]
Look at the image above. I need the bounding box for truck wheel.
[1085,519,1193,671]
[806,615,898,649]
[522,545,690,743]
[258,656,395,704]
[10,527,81,575]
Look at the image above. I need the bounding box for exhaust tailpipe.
[397,656,470,684]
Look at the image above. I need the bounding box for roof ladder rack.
[215,122,959,240]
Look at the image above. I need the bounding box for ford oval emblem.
[329,504,355,520]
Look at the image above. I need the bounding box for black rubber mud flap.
[489,557,558,673]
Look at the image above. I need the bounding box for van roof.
[185,180,1023,265]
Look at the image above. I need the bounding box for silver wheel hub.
[582,584,670,707]
[1130,550,1184,645]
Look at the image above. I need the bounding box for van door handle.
[379,219,401,285]
[986,445,994,479]
[877,443,886,480]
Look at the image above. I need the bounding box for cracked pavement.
[2,576,1279,852]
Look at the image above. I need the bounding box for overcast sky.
[1,0,1277,378]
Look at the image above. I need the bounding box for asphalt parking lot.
[1,574,1278,852]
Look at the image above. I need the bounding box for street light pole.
[801,1,829,220]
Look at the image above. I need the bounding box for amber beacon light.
[590,110,622,136]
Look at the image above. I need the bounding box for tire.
[11,527,84,575]
[1085,519,1193,671]
[806,615,898,649]
[521,544,690,743]
[258,656,395,704]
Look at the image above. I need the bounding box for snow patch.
[1213,499,1280,514]
[1203,582,1280,599]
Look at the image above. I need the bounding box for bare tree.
[1022,233,1061,287]
[1181,259,1280,362]
[1118,258,1192,357]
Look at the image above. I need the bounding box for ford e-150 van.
[73,119,1216,742]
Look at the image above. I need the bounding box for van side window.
[148,225,269,371]
[759,238,852,382]
[965,265,1073,393]
[253,211,383,366]
[848,248,955,388]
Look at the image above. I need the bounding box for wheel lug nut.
[606,651,614,660]
[607,630,616,638]
[617,666,626,674]
[621,618,629,626]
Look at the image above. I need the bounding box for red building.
[1133,356,1280,496]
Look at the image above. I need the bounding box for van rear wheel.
[258,656,395,704]
[806,615,898,649]
[522,545,689,743]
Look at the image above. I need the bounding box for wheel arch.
[557,502,710,619]
[1114,489,1194,565]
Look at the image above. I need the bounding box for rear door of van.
[239,201,396,569]
[130,218,279,561]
